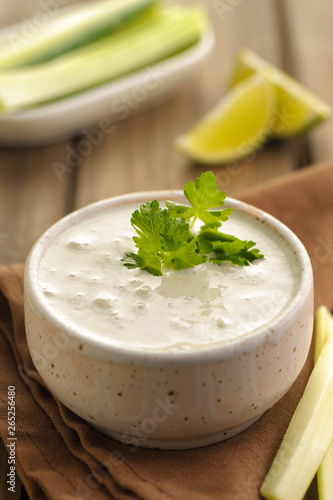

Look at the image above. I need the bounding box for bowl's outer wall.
[24,263,314,449]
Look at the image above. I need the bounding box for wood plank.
[281,0,333,163]
[75,0,296,209]
[0,144,78,265]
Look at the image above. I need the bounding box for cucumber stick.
[260,309,333,500]
[315,307,333,500]
[0,6,207,112]
[0,0,158,69]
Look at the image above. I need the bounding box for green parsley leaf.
[130,200,165,255]
[123,250,162,276]
[162,236,206,270]
[122,200,205,275]
[166,171,232,228]
[122,171,264,275]
[197,228,264,266]
[160,215,205,269]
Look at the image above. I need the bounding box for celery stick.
[318,438,333,500]
[0,0,158,69]
[0,6,207,112]
[315,306,333,362]
[260,332,333,500]
[315,307,333,500]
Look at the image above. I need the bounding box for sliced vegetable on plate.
[0,0,209,112]
[0,0,157,69]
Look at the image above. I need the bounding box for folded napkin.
[1,161,333,500]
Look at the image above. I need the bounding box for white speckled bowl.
[24,191,314,449]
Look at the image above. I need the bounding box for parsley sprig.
[122,171,263,276]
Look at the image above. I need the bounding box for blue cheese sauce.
[38,202,299,352]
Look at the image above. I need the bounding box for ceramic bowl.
[24,191,314,449]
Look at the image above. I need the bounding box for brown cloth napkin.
[1,161,333,500]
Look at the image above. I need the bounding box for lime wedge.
[175,73,275,164]
[229,48,331,138]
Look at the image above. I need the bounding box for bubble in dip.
[67,239,92,253]
[67,272,80,280]
[42,286,56,297]
[92,292,117,312]
[135,284,153,299]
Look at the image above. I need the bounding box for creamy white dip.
[38,202,299,352]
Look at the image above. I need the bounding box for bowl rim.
[24,190,314,364]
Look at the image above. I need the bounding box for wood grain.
[0,144,78,264]
[279,0,333,163]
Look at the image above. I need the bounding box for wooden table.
[0,0,332,498]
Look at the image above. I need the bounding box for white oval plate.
[0,17,215,148]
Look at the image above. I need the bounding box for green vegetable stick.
[314,306,331,363]
[0,0,158,69]
[260,324,333,500]
[0,6,207,112]
[315,306,333,500]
